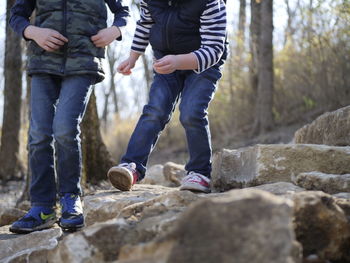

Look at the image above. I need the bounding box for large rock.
[211,144,350,192]
[0,226,62,263]
[140,165,168,186]
[83,184,174,226]
[49,190,202,263]
[293,191,350,261]
[294,106,350,146]
[294,172,350,194]
[0,208,26,227]
[118,189,301,263]
[163,162,186,187]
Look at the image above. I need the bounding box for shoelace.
[120,162,137,170]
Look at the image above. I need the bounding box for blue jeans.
[121,65,222,179]
[29,74,94,207]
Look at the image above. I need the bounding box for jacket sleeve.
[131,0,154,54]
[192,0,227,73]
[105,0,130,41]
[9,0,36,40]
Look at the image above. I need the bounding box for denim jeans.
[121,65,222,179]
[29,74,94,207]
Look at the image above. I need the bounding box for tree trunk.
[236,0,246,61]
[0,0,23,182]
[253,0,274,134]
[81,91,114,185]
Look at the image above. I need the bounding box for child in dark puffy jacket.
[108,0,227,193]
[9,0,128,233]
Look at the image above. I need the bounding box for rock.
[83,184,174,226]
[0,208,26,227]
[50,190,202,263]
[118,189,300,263]
[334,198,350,221]
[293,191,350,261]
[333,192,350,200]
[294,106,350,146]
[247,182,305,196]
[294,172,350,194]
[140,165,168,186]
[211,144,350,192]
[16,201,31,211]
[0,226,62,263]
[48,219,131,263]
[163,162,186,187]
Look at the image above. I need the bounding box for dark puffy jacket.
[28,0,108,83]
[147,0,208,54]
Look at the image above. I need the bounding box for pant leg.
[179,66,222,177]
[30,74,61,207]
[52,74,95,196]
[121,72,184,178]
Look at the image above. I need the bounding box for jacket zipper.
[61,0,68,74]
[165,1,174,51]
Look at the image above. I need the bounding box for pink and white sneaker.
[107,163,140,191]
[179,172,211,193]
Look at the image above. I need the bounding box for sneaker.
[107,163,139,191]
[179,172,211,193]
[59,193,84,231]
[9,206,56,234]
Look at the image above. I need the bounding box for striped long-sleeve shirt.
[131,0,227,73]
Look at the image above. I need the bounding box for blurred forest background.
[0,0,349,193]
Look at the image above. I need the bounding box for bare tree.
[253,0,274,134]
[0,0,23,182]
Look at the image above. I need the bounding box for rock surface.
[294,172,350,194]
[163,162,186,187]
[293,191,350,262]
[83,184,174,226]
[140,164,168,186]
[0,226,62,263]
[294,106,350,146]
[118,189,301,263]
[211,144,350,192]
[247,182,305,196]
[49,190,202,263]
[0,208,26,227]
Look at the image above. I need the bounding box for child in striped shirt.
[108,0,227,193]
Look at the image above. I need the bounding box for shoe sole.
[107,167,133,191]
[179,182,211,193]
[59,222,85,232]
[9,217,57,234]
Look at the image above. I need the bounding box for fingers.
[117,61,133,75]
[45,41,60,50]
[43,44,56,52]
[51,31,68,42]
[49,36,65,46]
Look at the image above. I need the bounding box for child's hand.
[153,55,179,74]
[91,26,121,48]
[24,26,68,52]
[117,57,136,75]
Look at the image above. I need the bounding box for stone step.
[294,105,350,146]
[211,144,350,192]
[293,172,350,194]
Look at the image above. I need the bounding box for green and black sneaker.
[9,206,56,234]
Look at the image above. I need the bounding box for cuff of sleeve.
[192,51,205,74]
[131,46,146,54]
[21,23,32,41]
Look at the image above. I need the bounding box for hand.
[117,57,136,75]
[153,55,179,74]
[91,26,121,48]
[24,26,68,52]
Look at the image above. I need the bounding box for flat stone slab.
[247,182,305,196]
[83,184,174,226]
[0,226,62,262]
[294,172,350,194]
[211,144,350,192]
